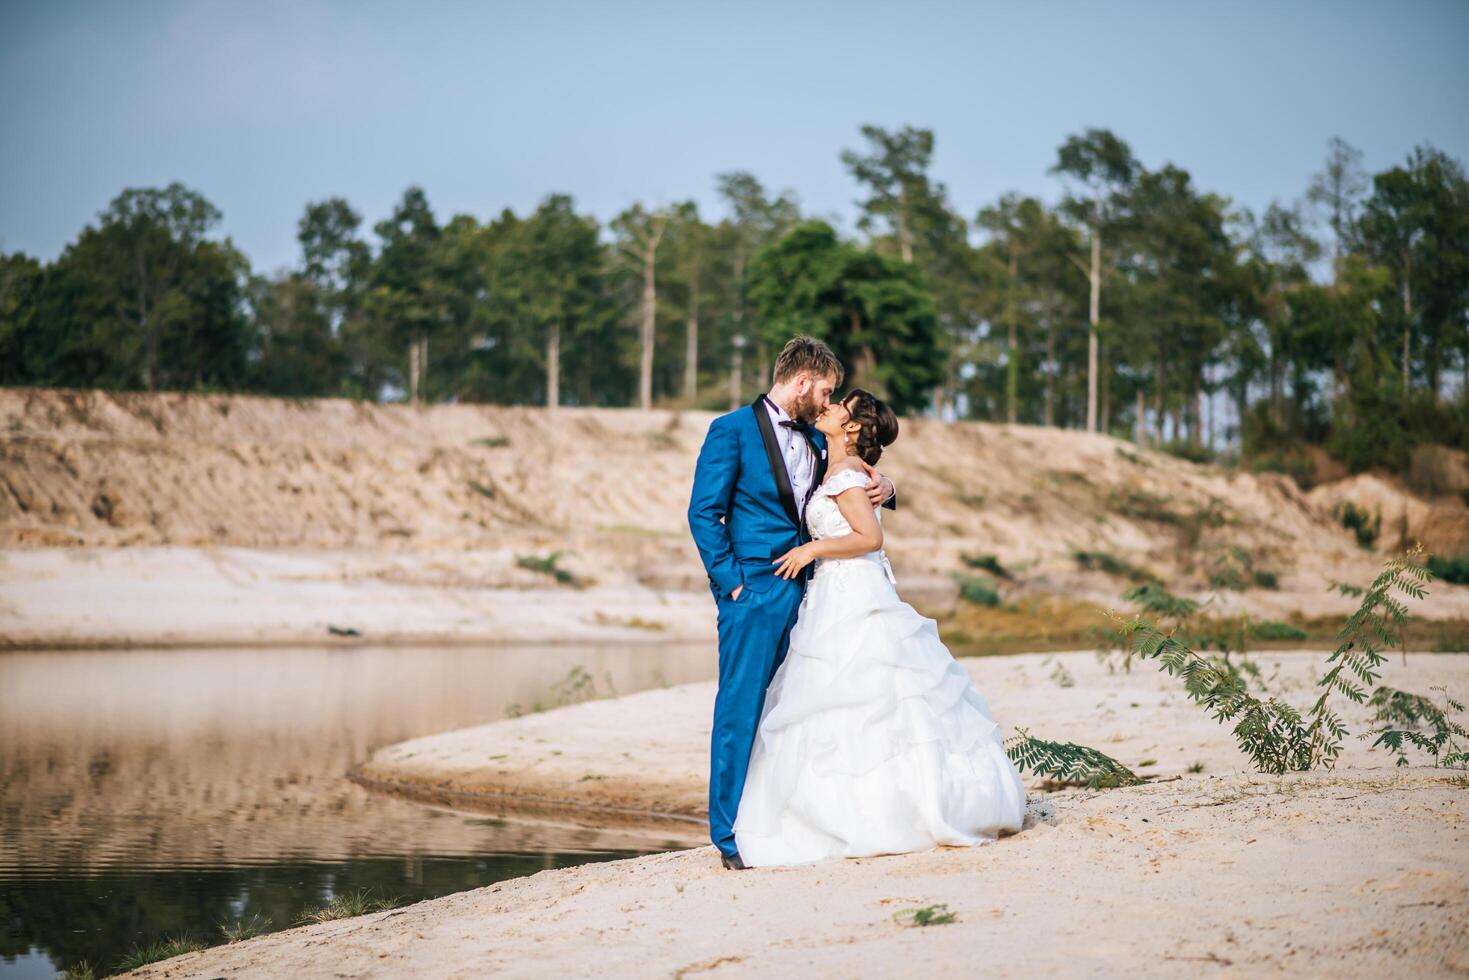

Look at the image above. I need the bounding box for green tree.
[0,252,44,384]
[610,204,669,410]
[1051,129,1140,432]
[747,221,943,413]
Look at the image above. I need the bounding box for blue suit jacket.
[688,396,894,600]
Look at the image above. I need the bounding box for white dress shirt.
[762,395,821,521]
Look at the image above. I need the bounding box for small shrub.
[57,963,97,980]
[893,903,958,927]
[1043,656,1075,688]
[960,552,1010,578]
[116,937,206,972]
[957,575,1001,607]
[468,480,496,499]
[1123,583,1198,620]
[1367,686,1469,768]
[515,551,580,587]
[1252,569,1279,589]
[1253,621,1308,642]
[1334,502,1379,549]
[470,435,510,448]
[1159,439,1216,464]
[1427,555,1469,586]
[1111,488,1181,524]
[505,665,600,717]
[1187,762,1205,773]
[1073,550,1155,583]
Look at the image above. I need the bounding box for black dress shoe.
[720,852,748,871]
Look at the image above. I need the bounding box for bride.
[731,389,1027,867]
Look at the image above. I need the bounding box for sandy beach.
[123,650,1469,978]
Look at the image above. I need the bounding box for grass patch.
[960,552,1010,578]
[1253,620,1308,642]
[936,594,1111,656]
[515,551,580,587]
[1159,439,1216,464]
[1115,446,1148,466]
[593,611,667,631]
[470,435,511,448]
[465,816,508,827]
[893,903,958,927]
[297,889,400,925]
[220,912,271,943]
[1073,549,1156,583]
[57,963,98,980]
[1187,762,1206,773]
[468,480,496,499]
[956,575,1001,607]
[116,936,206,972]
[506,665,601,717]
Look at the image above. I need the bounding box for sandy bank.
[130,650,1469,978]
[355,650,1469,820]
[0,547,714,649]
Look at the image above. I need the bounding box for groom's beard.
[789,391,823,425]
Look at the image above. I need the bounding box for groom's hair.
[772,336,844,385]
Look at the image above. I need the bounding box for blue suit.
[688,396,896,859]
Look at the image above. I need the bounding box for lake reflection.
[0,643,713,977]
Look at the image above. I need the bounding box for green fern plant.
[1004,728,1143,788]
[1366,685,1469,768]
[1305,545,1432,768]
[1113,546,1434,774]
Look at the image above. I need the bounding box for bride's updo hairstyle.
[841,388,899,465]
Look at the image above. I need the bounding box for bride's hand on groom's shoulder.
[773,544,816,580]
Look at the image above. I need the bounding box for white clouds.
[139,0,405,127]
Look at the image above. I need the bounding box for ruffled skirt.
[732,556,1026,867]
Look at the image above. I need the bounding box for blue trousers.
[708,563,805,859]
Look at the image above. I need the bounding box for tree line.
[1,126,1466,472]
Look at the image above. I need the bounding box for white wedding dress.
[732,467,1026,867]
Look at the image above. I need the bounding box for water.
[0,643,713,977]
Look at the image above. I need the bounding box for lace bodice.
[805,467,895,585]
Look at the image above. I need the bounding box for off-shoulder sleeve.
[819,467,869,497]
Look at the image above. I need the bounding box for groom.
[687,336,895,870]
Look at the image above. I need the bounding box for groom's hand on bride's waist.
[730,585,743,601]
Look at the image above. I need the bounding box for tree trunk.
[1087,225,1101,433]
[849,312,876,391]
[1006,253,1018,424]
[683,281,699,402]
[1044,317,1056,427]
[1401,253,1412,400]
[1134,387,1145,444]
[408,337,420,405]
[898,189,913,264]
[1191,373,1202,448]
[639,232,660,411]
[546,321,560,411]
[1099,343,1110,434]
[1152,357,1164,444]
[728,337,744,411]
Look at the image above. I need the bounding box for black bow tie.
[778,419,803,431]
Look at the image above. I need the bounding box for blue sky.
[2,0,1467,275]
